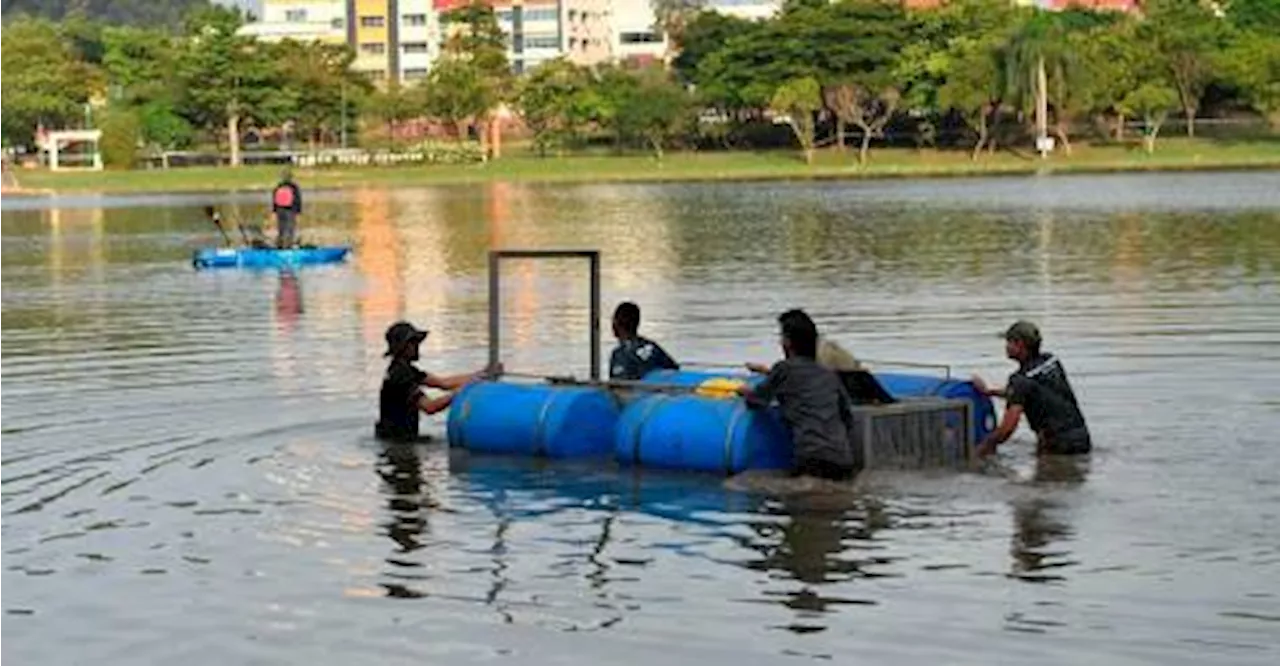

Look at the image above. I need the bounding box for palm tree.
[1001,12,1074,158]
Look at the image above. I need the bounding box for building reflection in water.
[1009,455,1090,583]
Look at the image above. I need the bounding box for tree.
[936,37,1004,159]
[824,83,899,164]
[1001,11,1076,155]
[608,68,695,160]
[1071,18,1144,140]
[3,0,217,29]
[274,39,368,153]
[0,17,100,146]
[517,59,601,156]
[652,0,710,52]
[439,3,513,158]
[1141,0,1230,138]
[176,6,287,166]
[1120,83,1180,153]
[422,59,494,143]
[672,10,750,82]
[1218,30,1280,127]
[1224,0,1280,33]
[770,77,822,164]
[98,107,142,168]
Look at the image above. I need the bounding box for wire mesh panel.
[850,399,973,470]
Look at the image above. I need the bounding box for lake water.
[3,172,1279,665]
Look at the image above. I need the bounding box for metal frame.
[488,249,602,381]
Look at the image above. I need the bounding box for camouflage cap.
[1003,320,1042,346]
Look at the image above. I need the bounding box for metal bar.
[488,251,501,373]
[589,252,601,381]
[488,249,601,381]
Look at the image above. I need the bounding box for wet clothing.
[747,357,859,474]
[1007,352,1091,455]
[376,358,427,442]
[609,336,679,380]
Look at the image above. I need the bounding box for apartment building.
[239,0,348,43]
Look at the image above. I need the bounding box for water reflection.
[376,442,433,599]
[1009,455,1091,584]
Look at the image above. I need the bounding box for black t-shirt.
[377,359,427,441]
[747,357,855,469]
[609,336,679,380]
[1007,353,1088,438]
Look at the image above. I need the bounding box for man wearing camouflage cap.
[972,320,1091,457]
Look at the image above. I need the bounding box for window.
[402,13,428,27]
[620,32,661,44]
[360,42,386,55]
[524,8,558,22]
[512,60,525,75]
[402,42,430,54]
[568,9,577,21]
[285,9,307,22]
[367,69,386,80]
[331,17,345,29]
[496,9,514,22]
[360,16,386,28]
[524,34,559,49]
[403,68,429,81]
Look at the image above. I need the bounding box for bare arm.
[976,404,1023,457]
[417,392,455,415]
[425,363,503,391]
[971,374,1007,399]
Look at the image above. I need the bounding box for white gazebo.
[38,129,104,171]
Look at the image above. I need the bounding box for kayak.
[192,246,352,269]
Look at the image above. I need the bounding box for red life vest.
[273,184,295,209]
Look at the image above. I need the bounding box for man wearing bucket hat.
[376,321,499,442]
[972,320,1091,457]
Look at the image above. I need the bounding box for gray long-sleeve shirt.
[746,356,855,468]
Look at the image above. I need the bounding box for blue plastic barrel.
[447,381,620,458]
[641,369,763,391]
[874,373,996,442]
[615,393,793,474]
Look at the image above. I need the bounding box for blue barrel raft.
[874,373,996,443]
[615,393,793,474]
[192,245,351,269]
[447,381,620,458]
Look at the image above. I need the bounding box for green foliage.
[2,0,215,30]
[605,67,696,159]
[273,40,369,149]
[0,17,100,146]
[518,59,603,155]
[770,77,822,164]
[422,59,496,140]
[99,107,142,168]
[1225,0,1280,33]
[1120,83,1180,152]
[1218,31,1280,126]
[1141,0,1232,137]
[673,11,752,83]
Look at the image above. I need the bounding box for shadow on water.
[375,442,436,599]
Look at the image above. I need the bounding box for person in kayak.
[972,320,1092,457]
[271,168,302,248]
[738,309,860,481]
[609,302,680,381]
[376,321,500,442]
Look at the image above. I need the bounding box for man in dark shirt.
[376,321,496,442]
[973,320,1091,457]
[271,168,302,249]
[609,302,679,380]
[738,309,859,480]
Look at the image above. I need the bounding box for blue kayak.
[192,246,352,269]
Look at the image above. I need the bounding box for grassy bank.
[11,139,1280,194]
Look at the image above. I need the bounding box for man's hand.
[483,362,504,379]
[970,374,990,396]
[745,362,770,375]
[975,440,997,458]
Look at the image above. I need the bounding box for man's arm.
[418,392,454,415]
[737,363,783,409]
[654,343,680,371]
[976,404,1023,457]
[425,363,502,391]
[971,374,1007,399]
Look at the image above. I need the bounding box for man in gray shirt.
[739,309,859,480]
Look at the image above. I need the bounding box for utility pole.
[1035,56,1050,159]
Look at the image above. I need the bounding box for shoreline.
[7,142,1279,195]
